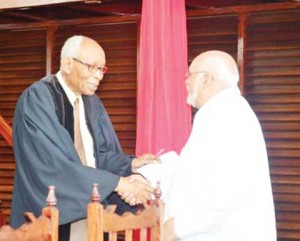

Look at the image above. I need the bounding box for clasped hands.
[116,153,160,206]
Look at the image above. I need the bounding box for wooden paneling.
[187,14,238,63]
[0,29,47,218]
[0,29,47,125]
[245,9,300,241]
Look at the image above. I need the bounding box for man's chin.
[83,89,96,96]
[187,96,197,108]
[85,84,98,95]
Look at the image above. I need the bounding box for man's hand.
[163,218,178,241]
[131,153,160,172]
[115,174,154,205]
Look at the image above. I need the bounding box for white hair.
[216,60,239,85]
[194,51,240,86]
[60,35,84,59]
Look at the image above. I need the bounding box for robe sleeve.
[12,82,120,225]
[97,150,134,176]
[85,95,135,177]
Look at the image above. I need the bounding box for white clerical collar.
[56,71,80,107]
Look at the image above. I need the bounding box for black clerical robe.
[10,75,135,239]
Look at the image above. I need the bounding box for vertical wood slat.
[139,228,147,241]
[125,230,133,241]
[237,13,248,94]
[46,26,58,75]
[108,232,117,241]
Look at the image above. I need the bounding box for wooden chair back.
[87,183,164,241]
[0,186,59,241]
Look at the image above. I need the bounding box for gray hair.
[60,35,84,59]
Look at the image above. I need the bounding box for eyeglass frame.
[72,57,108,74]
[185,71,209,78]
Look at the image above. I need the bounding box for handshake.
[115,153,160,206]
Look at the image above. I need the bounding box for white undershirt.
[56,71,94,241]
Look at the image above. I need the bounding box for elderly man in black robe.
[10,35,157,241]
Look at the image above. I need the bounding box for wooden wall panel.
[245,9,300,241]
[0,29,47,217]
[0,29,47,124]
[52,22,138,154]
[187,15,238,63]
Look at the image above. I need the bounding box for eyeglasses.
[185,71,208,78]
[72,58,108,74]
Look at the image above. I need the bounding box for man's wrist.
[131,157,139,171]
[115,176,125,192]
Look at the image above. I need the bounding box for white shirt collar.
[56,71,79,106]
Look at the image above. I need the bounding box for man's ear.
[61,57,72,74]
[202,72,213,87]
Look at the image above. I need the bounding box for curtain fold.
[136,0,191,155]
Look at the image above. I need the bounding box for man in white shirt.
[163,51,277,241]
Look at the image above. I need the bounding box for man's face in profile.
[186,71,207,108]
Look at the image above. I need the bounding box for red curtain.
[136,0,191,156]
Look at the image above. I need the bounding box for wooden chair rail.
[0,115,13,147]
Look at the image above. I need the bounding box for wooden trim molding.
[187,2,300,17]
[0,0,85,10]
[0,115,13,147]
[46,26,58,75]
[0,15,139,30]
[237,13,247,95]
